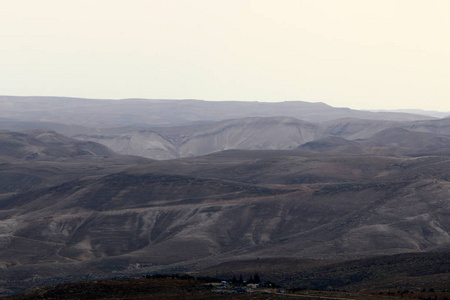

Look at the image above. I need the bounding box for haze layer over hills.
[1,96,450,295]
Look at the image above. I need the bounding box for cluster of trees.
[230,273,261,284]
[144,273,221,282]
[145,272,283,287]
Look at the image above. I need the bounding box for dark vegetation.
[6,269,450,300]
[4,276,292,300]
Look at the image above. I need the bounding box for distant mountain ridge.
[0,96,435,127]
[375,108,450,118]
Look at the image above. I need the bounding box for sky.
[1,0,450,111]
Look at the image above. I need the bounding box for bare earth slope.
[73,117,320,159]
[72,117,450,160]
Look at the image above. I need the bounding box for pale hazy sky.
[1,0,449,111]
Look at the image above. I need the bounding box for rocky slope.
[74,117,320,159]
[0,129,115,160]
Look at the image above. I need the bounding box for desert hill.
[72,116,450,160]
[357,127,450,156]
[0,130,114,160]
[3,127,450,295]
[0,130,149,197]
[73,117,320,159]
[1,97,450,295]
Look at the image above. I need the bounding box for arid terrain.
[1,96,450,296]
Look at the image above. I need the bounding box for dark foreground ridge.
[198,252,450,291]
[5,269,450,300]
[5,251,450,299]
[5,276,289,300]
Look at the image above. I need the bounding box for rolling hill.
[2,127,450,294]
[1,97,450,296]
